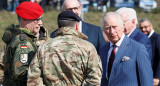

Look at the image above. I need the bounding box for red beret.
[16,1,43,19]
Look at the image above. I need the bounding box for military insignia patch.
[20,54,28,63]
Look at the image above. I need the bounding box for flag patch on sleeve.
[21,45,27,48]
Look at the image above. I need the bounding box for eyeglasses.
[34,17,42,22]
[140,25,150,29]
[64,6,80,11]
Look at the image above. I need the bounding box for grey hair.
[101,12,124,30]
[139,18,151,25]
[116,7,138,25]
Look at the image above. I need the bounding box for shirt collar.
[110,33,125,47]
[127,28,136,37]
[148,30,154,38]
[78,21,82,32]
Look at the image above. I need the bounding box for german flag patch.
[21,45,27,48]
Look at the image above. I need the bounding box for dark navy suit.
[129,27,152,60]
[50,21,106,54]
[150,32,160,80]
[99,36,153,86]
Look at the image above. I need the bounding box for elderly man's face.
[120,13,134,35]
[103,15,124,44]
[63,0,82,17]
[22,17,42,37]
[139,21,152,36]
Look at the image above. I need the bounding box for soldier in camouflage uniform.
[2,1,44,86]
[27,11,102,86]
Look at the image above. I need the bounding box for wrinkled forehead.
[63,0,80,9]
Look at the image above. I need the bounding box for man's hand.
[153,78,159,86]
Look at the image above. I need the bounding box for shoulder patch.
[20,54,28,63]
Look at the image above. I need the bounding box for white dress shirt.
[148,30,154,38]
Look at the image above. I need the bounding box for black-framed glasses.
[140,25,150,29]
[34,17,42,22]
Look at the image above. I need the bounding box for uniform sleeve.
[12,40,36,82]
[0,52,4,84]
[83,44,102,86]
[27,46,44,86]
[136,45,153,86]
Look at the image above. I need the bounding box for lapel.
[104,43,110,80]
[103,43,110,62]
[114,36,130,63]
[150,32,157,40]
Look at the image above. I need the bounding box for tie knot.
[113,45,116,48]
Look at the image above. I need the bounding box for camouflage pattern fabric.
[0,51,4,84]
[2,24,38,86]
[27,27,102,86]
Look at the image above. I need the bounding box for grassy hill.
[0,6,160,50]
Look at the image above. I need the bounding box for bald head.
[62,0,82,17]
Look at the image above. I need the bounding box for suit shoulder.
[83,21,101,30]
[129,37,146,49]
[154,34,160,42]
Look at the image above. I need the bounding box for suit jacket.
[129,27,152,61]
[50,21,106,54]
[99,36,153,86]
[150,32,160,79]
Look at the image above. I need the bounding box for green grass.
[0,6,160,50]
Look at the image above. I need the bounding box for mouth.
[110,35,116,39]
[143,31,147,34]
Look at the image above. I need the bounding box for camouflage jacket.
[2,24,40,86]
[27,27,102,86]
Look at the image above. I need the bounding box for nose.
[110,27,115,34]
[38,20,43,25]
[141,27,146,31]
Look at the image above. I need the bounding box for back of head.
[116,7,138,25]
[57,11,81,28]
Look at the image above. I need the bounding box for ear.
[75,23,79,30]
[21,18,26,24]
[132,19,136,24]
[150,24,153,30]
[122,23,125,31]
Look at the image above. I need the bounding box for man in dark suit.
[100,12,153,86]
[139,18,160,86]
[116,7,152,61]
[50,0,106,54]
